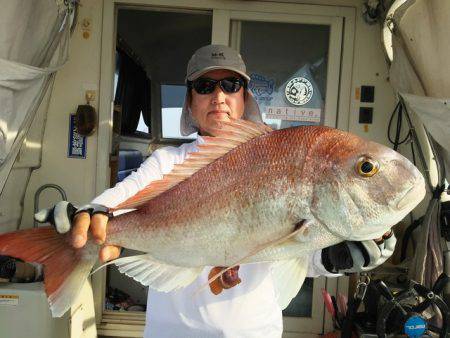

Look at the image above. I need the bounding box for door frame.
[96,0,355,335]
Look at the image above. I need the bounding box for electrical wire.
[387,101,411,150]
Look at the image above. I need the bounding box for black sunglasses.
[189,77,246,95]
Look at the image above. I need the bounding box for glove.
[321,230,396,274]
[34,201,110,234]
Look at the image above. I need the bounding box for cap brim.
[186,66,251,83]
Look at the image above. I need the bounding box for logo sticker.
[285,77,314,106]
[211,52,225,60]
[404,315,427,337]
[249,74,274,97]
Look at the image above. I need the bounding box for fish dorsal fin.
[111,119,272,211]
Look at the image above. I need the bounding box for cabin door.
[215,10,345,336]
[97,2,355,336]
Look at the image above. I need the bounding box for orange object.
[208,267,225,295]
[208,266,241,295]
[355,87,361,100]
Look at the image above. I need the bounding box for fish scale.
[105,128,314,264]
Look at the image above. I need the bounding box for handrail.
[33,184,67,228]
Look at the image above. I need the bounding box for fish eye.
[356,157,380,177]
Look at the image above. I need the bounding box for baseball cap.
[185,44,250,83]
[180,44,262,136]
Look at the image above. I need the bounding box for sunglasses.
[189,77,246,95]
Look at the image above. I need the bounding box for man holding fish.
[0,42,425,338]
[35,45,400,337]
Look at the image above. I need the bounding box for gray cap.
[181,44,262,136]
[185,44,251,83]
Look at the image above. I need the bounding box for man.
[37,44,395,337]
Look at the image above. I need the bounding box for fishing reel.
[355,273,450,337]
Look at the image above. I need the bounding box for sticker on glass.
[249,74,274,97]
[265,106,321,123]
[285,77,314,106]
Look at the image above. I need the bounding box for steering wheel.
[374,273,450,338]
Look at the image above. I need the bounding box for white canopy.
[387,0,449,287]
[0,0,73,192]
[389,0,450,182]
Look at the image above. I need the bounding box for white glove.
[34,201,109,234]
[321,230,396,274]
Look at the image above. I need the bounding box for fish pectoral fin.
[271,257,309,309]
[106,254,203,292]
[196,220,309,296]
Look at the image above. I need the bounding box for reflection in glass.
[237,20,330,129]
[161,85,197,139]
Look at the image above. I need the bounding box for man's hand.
[72,211,121,262]
[35,201,121,263]
[321,230,396,274]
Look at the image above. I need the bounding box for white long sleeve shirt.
[92,137,334,338]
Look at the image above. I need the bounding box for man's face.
[189,69,245,136]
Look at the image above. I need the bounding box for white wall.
[348,9,397,144]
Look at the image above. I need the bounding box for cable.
[410,138,417,165]
[387,101,411,151]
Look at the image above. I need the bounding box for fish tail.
[0,226,98,317]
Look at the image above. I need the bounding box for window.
[136,112,149,134]
[161,84,197,140]
[114,46,152,139]
[116,8,211,143]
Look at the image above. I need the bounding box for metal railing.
[33,184,67,228]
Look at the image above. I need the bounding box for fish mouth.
[348,227,392,242]
[348,177,426,242]
[396,178,426,211]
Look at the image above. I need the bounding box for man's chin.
[208,115,230,124]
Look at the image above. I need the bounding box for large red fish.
[0,120,425,317]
